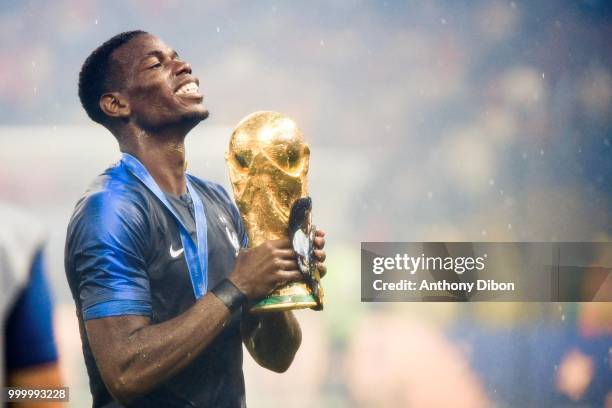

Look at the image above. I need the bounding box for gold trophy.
[226,111,323,313]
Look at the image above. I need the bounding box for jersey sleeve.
[5,249,58,369]
[68,191,152,320]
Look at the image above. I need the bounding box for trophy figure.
[226,111,323,312]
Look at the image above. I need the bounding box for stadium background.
[1,0,611,406]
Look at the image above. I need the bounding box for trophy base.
[250,282,318,313]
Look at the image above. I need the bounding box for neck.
[118,124,188,196]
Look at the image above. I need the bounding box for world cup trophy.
[226,111,323,313]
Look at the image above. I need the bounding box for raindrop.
[507,223,512,230]
[216,27,221,33]
[95,19,98,25]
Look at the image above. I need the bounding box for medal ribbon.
[121,153,208,298]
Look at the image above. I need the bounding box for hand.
[229,238,302,300]
[313,229,327,278]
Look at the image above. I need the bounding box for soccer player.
[65,31,327,407]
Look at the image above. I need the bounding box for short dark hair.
[78,30,148,124]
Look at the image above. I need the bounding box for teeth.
[176,82,198,95]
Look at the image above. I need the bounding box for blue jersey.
[65,158,248,408]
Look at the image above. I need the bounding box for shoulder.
[187,175,234,207]
[74,162,149,217]
[67,162,151,239]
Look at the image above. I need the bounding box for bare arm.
[239,230,327,372]
[241,311,302,373]
[85,238,301,405]
[85,294,230,404]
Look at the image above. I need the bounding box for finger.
[313,249,326,263]
[276,270,303,284]
[317,263,327,278]
[274,248,298,259]
[314,236,326,249]
[275,259,299,271]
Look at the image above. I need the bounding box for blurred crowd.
[1,0,611,406]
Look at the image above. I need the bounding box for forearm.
[241,310,301,372]
[87,293,231,403]
[124,295,229,382]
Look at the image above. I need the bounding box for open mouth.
[175,81,202,98]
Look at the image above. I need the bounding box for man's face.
[112,34,208,130]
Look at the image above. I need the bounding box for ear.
[99,92,131,119]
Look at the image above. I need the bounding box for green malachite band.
[251,294,316,310]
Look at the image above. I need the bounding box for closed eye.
[149,62,162,69]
